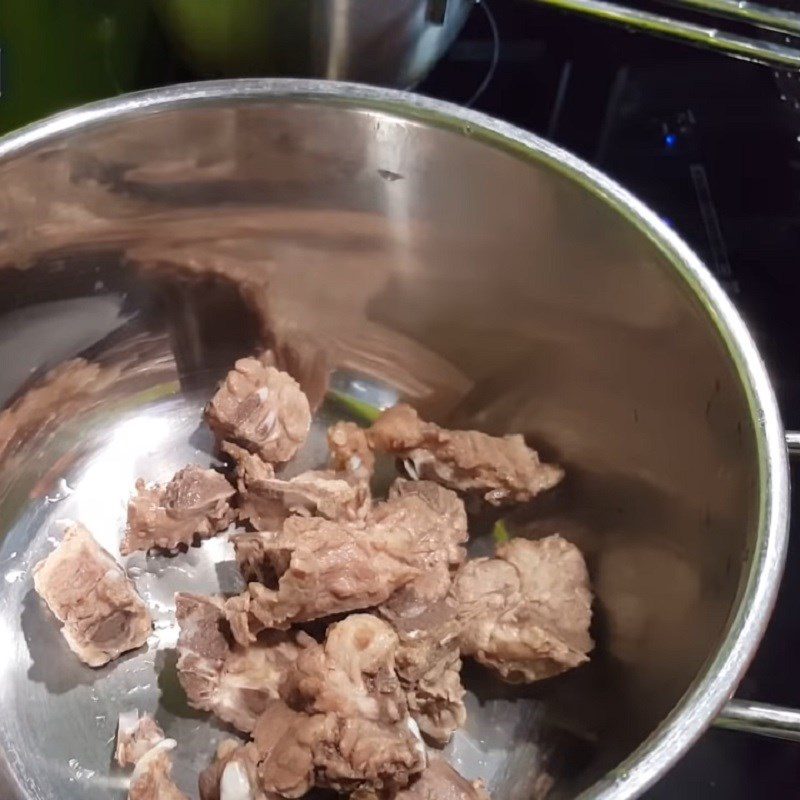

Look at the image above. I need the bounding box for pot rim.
[0,79,790,799]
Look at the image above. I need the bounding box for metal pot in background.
[152,0,475,87]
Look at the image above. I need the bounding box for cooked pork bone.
[122,466,235,555]
[199,740,270,800]
[175,592,308,733]
[115,712,166,768]
[129,739,188,800]
[206,358,311,464]
[201,617,426,798]
[368,403,563,506]
[352,755,491,800]
[224,442,369,531]
[454,536,593,682]
[260,335,330,415]
[375,480,468,744]
[225,481,466,642]
[32,524,151,667]
[328,420,376,482]
[114,711,188,800]
[224,513,419,640]
[268,615,426,795]
[380,582,465,746]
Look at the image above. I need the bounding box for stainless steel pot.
[152,0,474,87]
[0,80,793,799]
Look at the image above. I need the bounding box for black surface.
[421,3,800,796]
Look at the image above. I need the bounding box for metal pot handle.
[712,430,800,741]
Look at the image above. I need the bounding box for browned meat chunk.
[352,755,491,800]
[453,536,593,682]
[199,740,272,800]
[32,524,151,667]
[205,358,311,464]
[368,404,563,506]
[224,442,369,531]
[115,711,166,767]
[129,740,188,800]
[122,466,235,555]
[175,592,309,733]
[265,615,425,796]
[225,481,466,643]
[114,711,188,800]
[328,420,376,482]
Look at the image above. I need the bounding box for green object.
[327,390,383,425]
[492,519,511,544]
[152,0,311,77]
[0,1,151,134]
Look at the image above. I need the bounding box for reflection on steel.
[528,0,800,70]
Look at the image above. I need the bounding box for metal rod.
[787,430,800,455]
[661,0,800,36]
[715,699,800,741]
[527,0,800,70]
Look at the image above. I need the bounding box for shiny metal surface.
[527,0,800,70]
[152,0,474,87]
[0,80,789,800]
[715,699,800,742]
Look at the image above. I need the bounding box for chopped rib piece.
[199,740,272,800]
[368,404,563,506]
[206,358,311,464]
[122,466,235,555]
[328,420,375,483]
[33,524,151,667]
[129,739,188,800]
[225,481,466,642]
[224,441,369,531]
[453,535,593,682]
[352,755,491,799]
[115,711,188,800]
[115,712,165,768]
[175,592,308,733]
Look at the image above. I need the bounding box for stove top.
[420,2,800,795]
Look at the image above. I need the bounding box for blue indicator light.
[665,133,677,148]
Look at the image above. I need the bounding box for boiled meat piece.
[225,482,466,642]
[368,404,563,506]
[380,581,465,746]
[114,711,188,800]
[128,739,188,800]
[375,481,468,744]
[224,441,369,531]
[263,615,426,796]
[206,357,311,464]
[199,739,272,800]
[115,711,166,767]
[175,592,309,733]
[328,420,375,482]
[224,515,419,642]
[352,755,491,800]
[453,535,593,682]
[32,524,151,667]
[260,334,330,415]
[122,466,235,555]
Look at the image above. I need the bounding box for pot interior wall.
[0,98,760,799]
